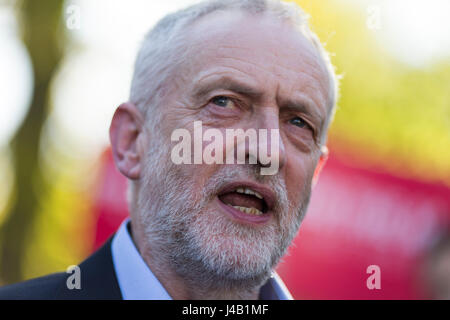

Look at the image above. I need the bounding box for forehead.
[181,10,330,111]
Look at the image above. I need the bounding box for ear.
[312,145,328,186]
[109,102,146,180]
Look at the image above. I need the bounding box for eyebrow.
[193,75,325,129]
[281,94,325,127]
[192,76,263,101]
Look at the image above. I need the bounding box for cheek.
[160,109,198,139]
[284,151,317,204]
[177,162,220,197]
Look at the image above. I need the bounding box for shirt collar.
[111,218,293,300]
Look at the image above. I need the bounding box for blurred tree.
[0,0,64,283]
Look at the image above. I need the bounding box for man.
[0,0,338,299]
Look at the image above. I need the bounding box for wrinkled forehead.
[181,9,331,108]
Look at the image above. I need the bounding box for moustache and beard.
[133,127,313,296]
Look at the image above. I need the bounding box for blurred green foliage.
[0,0,65,284]
[297,0,450,185]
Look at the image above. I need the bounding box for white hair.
[129,0,339,135]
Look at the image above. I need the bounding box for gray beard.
[135,132,312,294]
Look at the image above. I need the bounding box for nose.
[247,107,286,174]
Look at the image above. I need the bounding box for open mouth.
[217,182,275,222]
[219,187,267,215]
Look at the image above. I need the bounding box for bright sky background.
[349,0,450,67]
[1,0,450,155]
[0,6,33,147]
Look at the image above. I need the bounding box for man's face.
[137,11,330,287]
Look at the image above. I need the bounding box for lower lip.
[216,197,272,225]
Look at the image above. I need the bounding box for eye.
[289,117,309,129]
[211,96,232,108]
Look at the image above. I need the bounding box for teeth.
[231,205,263,216]
[235,187,263,200]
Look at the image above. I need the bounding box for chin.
[186,205,282,281]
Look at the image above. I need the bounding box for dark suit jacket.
[0,238,123,300]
